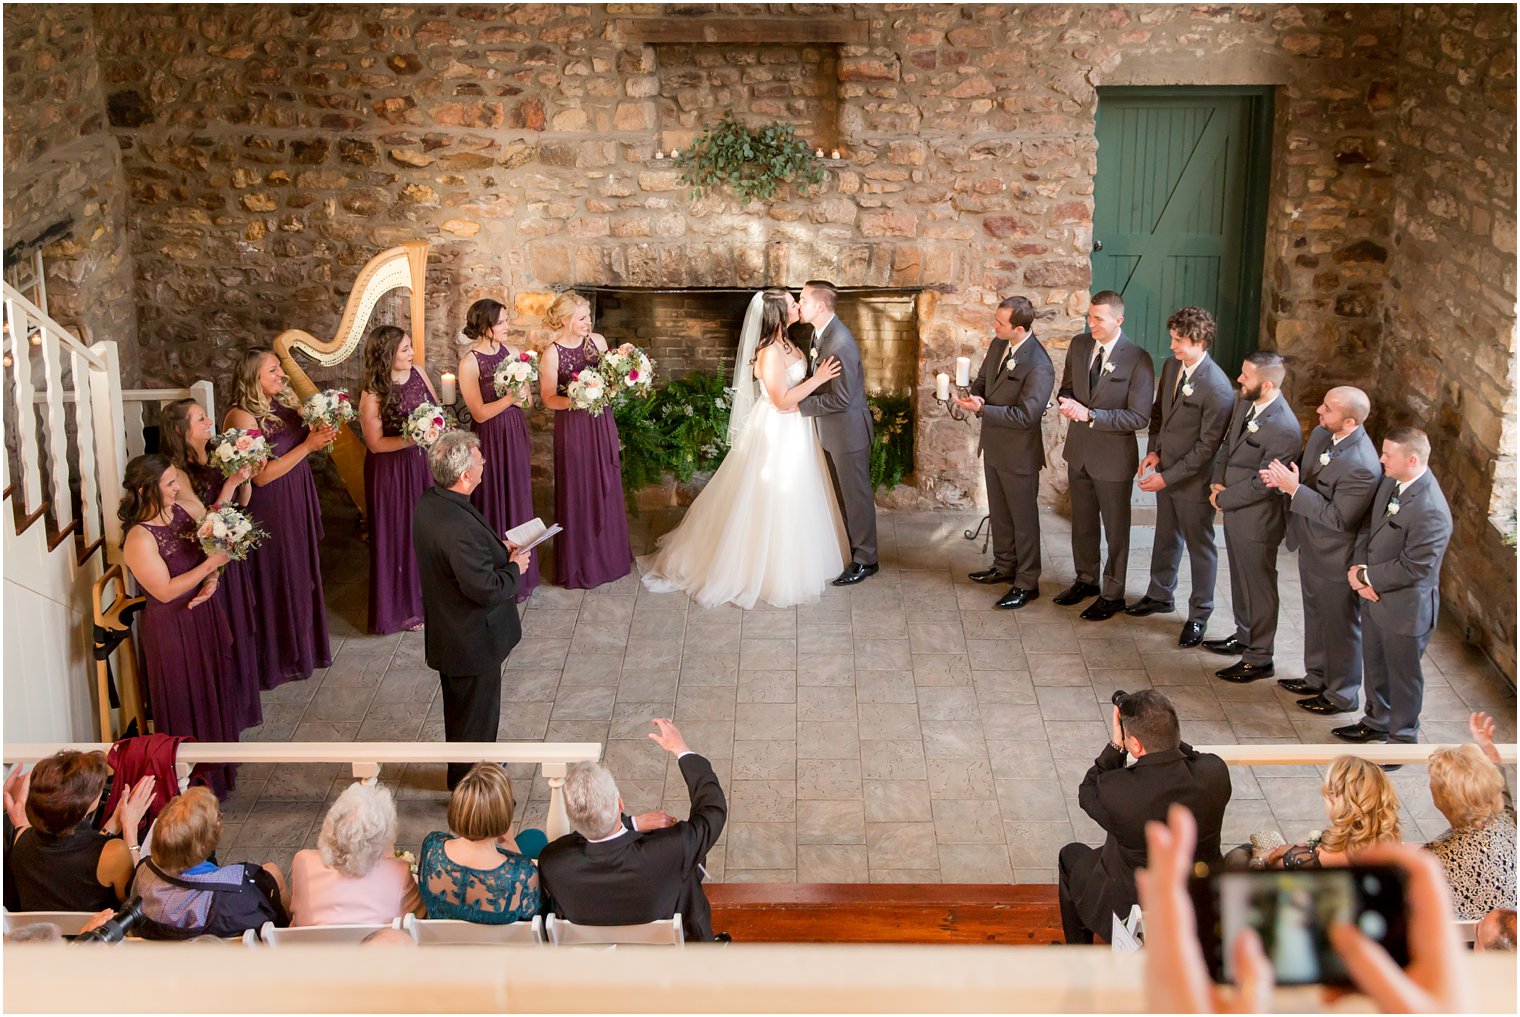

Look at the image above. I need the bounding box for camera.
[1110,689,1130,707]
[73,897,146,943]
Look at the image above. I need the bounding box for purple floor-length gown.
[136,504,239,798]
[552,338,632,589]
[364,368,432,633]
[468,345,540,601]
[244,401,332,687]
[186,460,264,733]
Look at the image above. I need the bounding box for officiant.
[413,430,532,789]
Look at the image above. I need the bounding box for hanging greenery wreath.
[675,111,826,205]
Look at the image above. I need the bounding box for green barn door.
[1092,88,1272,371]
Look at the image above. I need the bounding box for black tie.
[1088,347,1103,391]
[1172,366,1185,401]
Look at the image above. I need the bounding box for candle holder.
[934,384,976,424]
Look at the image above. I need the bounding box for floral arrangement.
[566,366,612,416]
[492,350,540,402]
[194,503,267,561]
[394,849,418,878]
[404,402,451,448]
[300,388,356,431]
[208,428,272,479]
[601,343,655,399]
[867,393,914,492]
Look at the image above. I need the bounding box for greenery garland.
[675,111,826,205]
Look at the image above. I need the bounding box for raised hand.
[3,764,30,830]
[1469,710,1501,764]
[647,718,690,757]
[1260,459,1299,495]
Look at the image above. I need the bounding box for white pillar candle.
[955,357,971,387]
[654,150,664,160]
[831,149,841,160]
[935,372,950,401]
[441,372,457,405]
[816,148,825,158]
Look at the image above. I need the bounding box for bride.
[639,288,850,608]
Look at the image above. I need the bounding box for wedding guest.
[118,454,239,797]
[1475,909,1517,952]
[225,349,336,687]
[158,398,263,732]
[538,291,633,589]
[358,325,436,634]
[457,297,539,601]
[1425,712,1516,921]
[290,782,425,926]
[417,762,544,924]
[1263,755,1402,869]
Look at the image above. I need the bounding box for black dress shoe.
[969,568,1017,585]
[1277,678,1318,695]
[1178,620,1205,647]
[1215,660,1275,683]
[832,562,879,587]
[994,586,1039,610]
[1296,694,1352,715]
[1201,636,1245,657]
[1052,581,1101,606]
[1124,596,1174,617]
[1080,597,1126,621]
[1331,721,1388,744]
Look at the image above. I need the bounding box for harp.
[272,241,429,517]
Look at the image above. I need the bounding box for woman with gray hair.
[288,782,425,926]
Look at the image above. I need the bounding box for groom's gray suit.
[799,314,878,566]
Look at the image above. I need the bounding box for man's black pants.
[1057,842,1100,944]
[440,667,502,789]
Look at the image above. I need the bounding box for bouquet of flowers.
[601,343,655,398]
[405,402,451,448]
[566,366,612,416]
[194,503,267,562]
[300,388,356,431]
[208,428,272,479]
[492,350,540,402]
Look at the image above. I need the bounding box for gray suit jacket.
[970,334,1055,475]
[1211,396,1303,543]
[799,315,873,455]
[1355,471,1453,637]
[1147,353,1233,501]
[1286,425,1380,567]
[1057,330,1155,482]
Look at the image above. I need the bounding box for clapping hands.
[1056,396,1092,423]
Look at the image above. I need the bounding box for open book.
[504,517,562,555]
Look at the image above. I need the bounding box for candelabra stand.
[933,385,992,551]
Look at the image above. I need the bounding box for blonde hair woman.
[290,782,425,926]
[1425,711,1516,919]
[417,762,544,924]
[1268,755,1403,868]
[537,292,632,589]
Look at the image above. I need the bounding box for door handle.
[1093,240,1104,252]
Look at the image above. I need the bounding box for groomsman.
[1128,307,1234,646]
[1333,428,1452,746]
[955,295,1055,609]
[1055,291,1155,621]
[1204,352,1302,682]
[1260,387,1380,715]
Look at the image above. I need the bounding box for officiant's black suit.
[799,314,878,566]
[413,485,523,788]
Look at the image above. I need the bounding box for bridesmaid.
[457,297,539,602]
[538,292,633,589]
[357,324,435,634]
[158,399,263,733]
[118,454,239,797]
[225,349,337,687]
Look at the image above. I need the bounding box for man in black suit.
[1055,290,1156,621]
[1204,352,1303,683]
[1130,307,1235,646]
[1058,690,1230,944]
[1260,386,1380,715]
[954,295,1055,609]
[539,718,727,941]
[412,431,532,789]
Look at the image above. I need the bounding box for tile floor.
[218,502,1518,886]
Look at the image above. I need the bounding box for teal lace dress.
[417,830,542,924]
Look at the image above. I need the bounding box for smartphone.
[1189,864,1410,986]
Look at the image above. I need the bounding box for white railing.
[30,382,216,463]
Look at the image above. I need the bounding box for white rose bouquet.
[566,366,612,416]
[300,388,356,431]
[601,342,655,398]
[493,350,541,402]
[209,428,272,479]
[405,402,451,448]
[194,503,267,562]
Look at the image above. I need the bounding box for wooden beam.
[619,17,869,46]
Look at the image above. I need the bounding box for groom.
[797,280,879,585]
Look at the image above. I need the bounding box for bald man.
[1262,387,1380,714]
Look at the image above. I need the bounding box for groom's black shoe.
[1052,581,1100,606]
[994,586,1039,610]
[969,568,1017,585]
[832,562,879,586]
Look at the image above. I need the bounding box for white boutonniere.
[1101,360,1116,375]
[1387,496,1401,516]
[1181,381,1194,398]
[1246,419,1260,434]
[809,347,818,361]
[1005,357,1017,374]
[1319,450,1332,467]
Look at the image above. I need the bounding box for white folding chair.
[254,921,394,946]
[1,910,100,936]
[545,913,683,947]
[400,913,544,945]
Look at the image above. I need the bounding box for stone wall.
[655,42,839,152]
[2,5,137,379]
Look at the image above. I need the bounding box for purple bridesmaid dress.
[363,368,432,633]
[244,402,332,687]
[552,338,633,589]
[136,504,239,798]
[468,345,540,601]
[186,461,264,732]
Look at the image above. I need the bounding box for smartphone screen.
[1191,865,1410,986]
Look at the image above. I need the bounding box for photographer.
[1058,690,1231,944]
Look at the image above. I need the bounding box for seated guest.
[417,762,543,924]
[539,719,727,942]
[290,782,425,926]
[1058,691,1230,944]
[1425,711,1516,920]
[3,751,155,912]
[1475,908,1517,952]
[131,787,288,939]
[1268,755,1402,868]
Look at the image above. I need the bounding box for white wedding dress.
[639,356,848,608]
